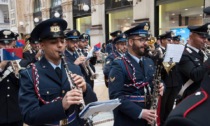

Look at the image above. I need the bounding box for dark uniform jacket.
[177,45,208,99]
[158,47,180,88]
[19,50,37,67]
[164,71,210,126]
[0,62,22,124]
[19,57,97,126]
[105,43,114,54]
[109,53,155,126]
[103,50,121,77]
[65,49,96,89]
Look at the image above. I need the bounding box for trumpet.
[59,52,93,126]
[23,41,33,54]
[86,60,99,80]
[75,47,89,75]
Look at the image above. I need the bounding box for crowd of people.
[0,5,210,126]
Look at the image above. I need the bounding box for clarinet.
[59,52,93,126]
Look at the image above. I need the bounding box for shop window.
[108,8,133,37]
[52,0,61,7]
[76,16,91,34]
[34,0,41,12]
[159,0,204,34]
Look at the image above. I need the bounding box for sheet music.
[163,44,185,63]
[79,99,121,119]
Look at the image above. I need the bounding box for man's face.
[0,41,14,49]
[190,33,207,49]
[128,36,147,56]
[66,39,78,52]
[173,40,180,44]
[40,38,66,61]
[78,40,88,49]
[30,43,40,51]
[161,38,172,48]
[115,42,127,53]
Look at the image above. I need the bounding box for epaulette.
[185,47,192,54]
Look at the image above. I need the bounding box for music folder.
[79,98,121,119]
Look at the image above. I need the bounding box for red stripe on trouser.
[156,96,161,126]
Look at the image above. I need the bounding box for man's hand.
[35,50,43,60]
[62,89,83,110]
[159,83,164,96]
[141,109,157,124]
[74,56,86,65]
[0,61,8,71]
[71,74,87,93]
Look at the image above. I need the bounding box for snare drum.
[92,112,114,126]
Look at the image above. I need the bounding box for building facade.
[0,0,9,30]
[9,0,210,46]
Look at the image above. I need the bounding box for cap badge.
[50,25,61,33]
[73,31,78,36]
[144,23,149,31]
[3,30,11,38]
[117,32,121,36]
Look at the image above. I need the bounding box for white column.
[0,9,4,23]
[90,3,105,47]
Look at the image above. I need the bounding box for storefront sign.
[73,0,91,17]
[105,0,132,11]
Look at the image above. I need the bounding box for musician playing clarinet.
[18,18,97,126]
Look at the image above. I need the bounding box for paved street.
[93,63,109,101]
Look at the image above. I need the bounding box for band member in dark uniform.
[164,70,210,126]
[157,32,181,126]
[77,33,97,89]
[176,23,210,102]
[65,29,85,65]
[103,33,127,87]
[19,37,42,67]
[108,22,164,126]
[0,29,23,126]
[105,30,122,54]
[18,18,97,126]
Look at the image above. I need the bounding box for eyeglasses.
[132,38,147,43]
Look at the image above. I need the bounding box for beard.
[132,42,145,56]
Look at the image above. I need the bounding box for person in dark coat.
[176,23,210,102]
[157,32,182,126]
[103,33,127,87]
[105,30,122,54]
[0,29,23,126]
[108,22,164,126]
[19,37,42,67]
[164,70,210,126]
[18,18,97,126]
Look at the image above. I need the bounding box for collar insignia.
[144,23,149,31]
[109,77,115,82]
[73,31,78,36]
[3,30,11,38]
[50,24,60,33]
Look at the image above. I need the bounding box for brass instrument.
[23,41,33,54]
[162,58,176,74]
[86,60,99,80]
[60,52,93,126]
[75,47,89,75]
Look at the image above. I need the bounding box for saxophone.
[149,65,162,126]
